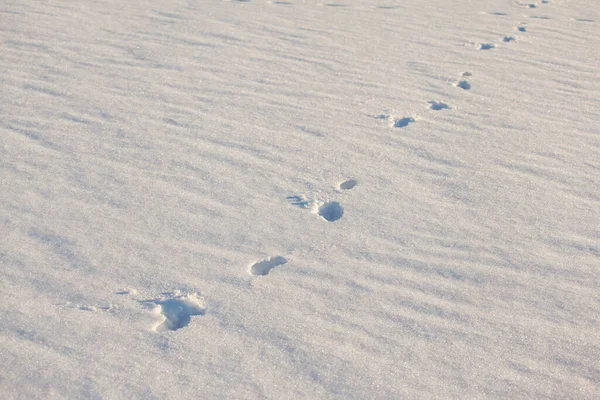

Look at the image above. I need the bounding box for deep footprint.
[428,101,450,111]
[503,35,516,42]
[480,43,496,50]
[151,293,205,332]
[339,179,358,190]
[249,256,288,276]
[319,201,344,222]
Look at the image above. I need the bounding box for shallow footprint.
[456,80,471,90]
[149,293,205,332]
[428,101,450,111]
[286,194,310,208]
[393,117,416,128]
[480,43,496,50]
[249,256,288,276]
[339,179,358,190]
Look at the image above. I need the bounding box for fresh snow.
[1,0,599,398]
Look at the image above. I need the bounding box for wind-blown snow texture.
[1,0,599,398]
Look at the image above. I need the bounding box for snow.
[1,0,599,398]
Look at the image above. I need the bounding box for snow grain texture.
[1,0,599,398]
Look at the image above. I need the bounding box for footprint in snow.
[373,112,416,128]
[287,194,310,208]
[249,256,288,276]
[480,43,496,50]
[288,182,349,222]
[393,117,416,128]
[318,201,344,222]
[503,35,517,42]
[115,288,137,295]
[428,101,450,111]
[145,292,205,332]
[339,179,358,190]
[455,72,472,90]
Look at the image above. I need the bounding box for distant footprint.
[115,289,137,295]
[373,112,416,128]
[503,35,517,42]
[147,292,205,332]
[393,117,416,128]
[428,101,450,111]
[249,256,288,276]
[455,72,472,91]
[456,80,471,90]
[318,201,344,222]
[517,24,527,32]
[339,179,358,190]
[480,43,496,50]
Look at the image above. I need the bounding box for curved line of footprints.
[77,0,568,332]
[382,0,553,127]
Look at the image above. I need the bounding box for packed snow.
[1,0,599,398]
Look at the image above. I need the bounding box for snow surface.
[1,0,599,398]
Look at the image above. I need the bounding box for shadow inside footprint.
[339,179,358,190]
[150,294,205,332]
[503,35,516,42]
[286,195,310,208]
[456,80,471,90]
[480,43,496,50]
[393,117,415,128]
[250,256,288,276]
[428,101,450,111]
[319,201,344,222]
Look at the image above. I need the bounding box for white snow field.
[1,0,599,398]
